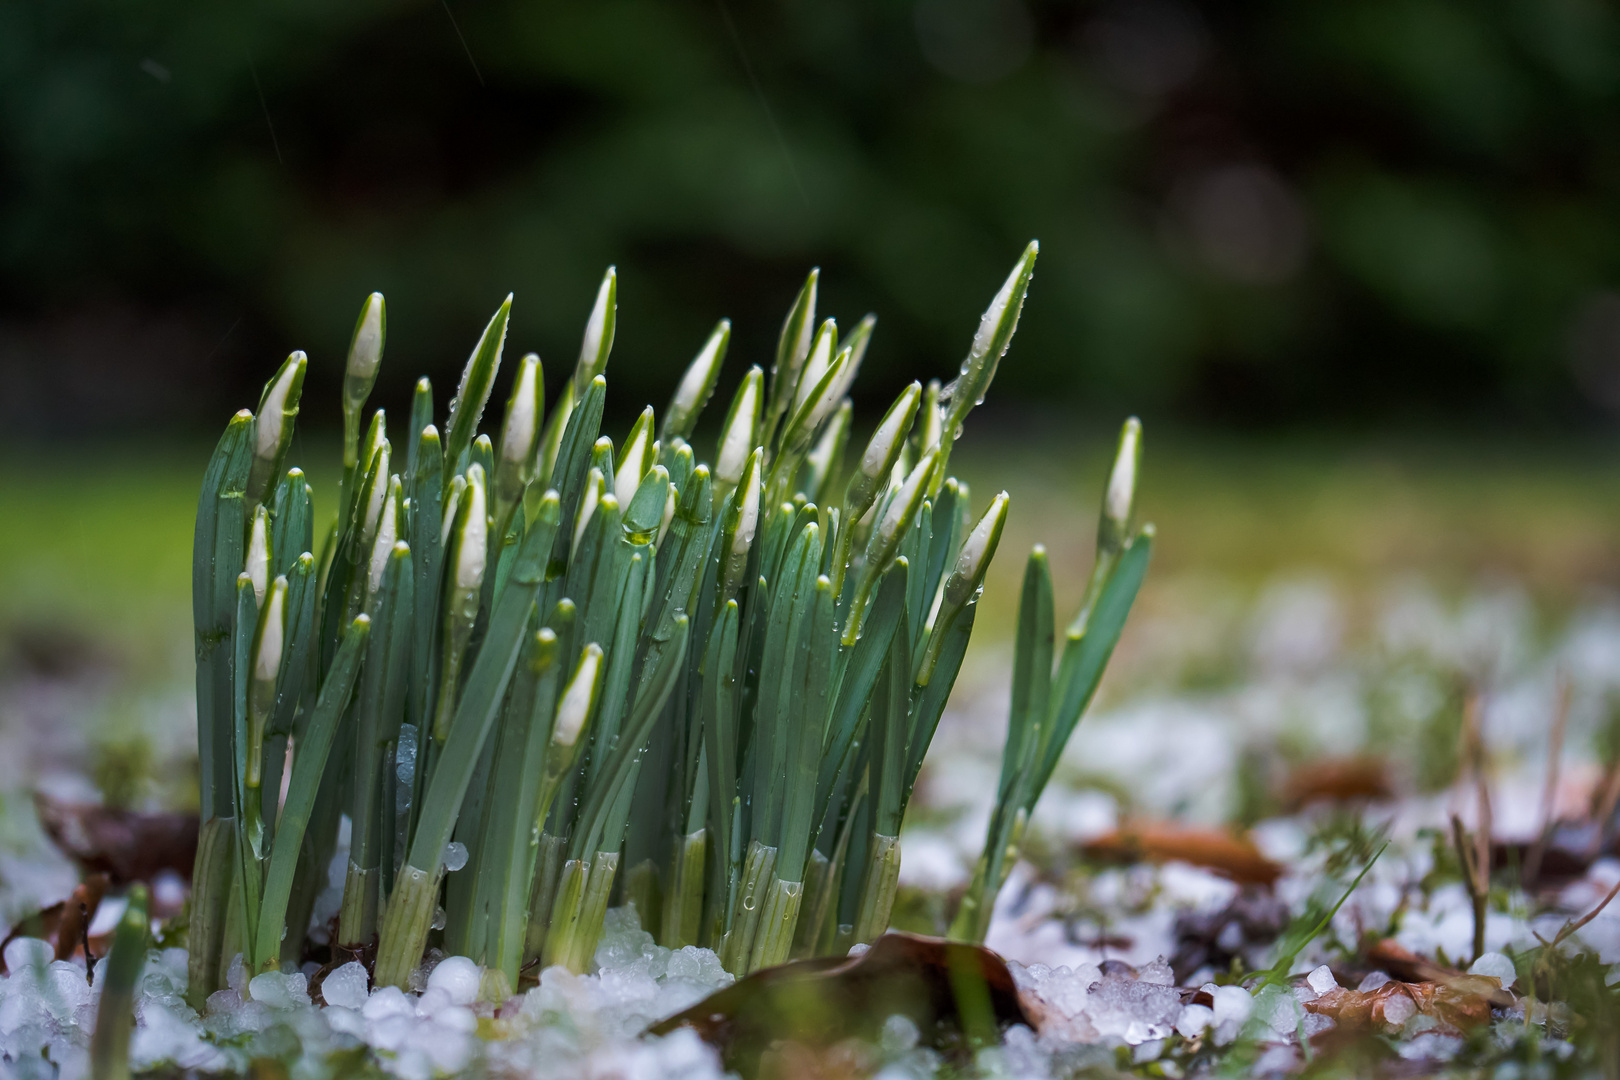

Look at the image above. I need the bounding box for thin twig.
[1554,876,1620,946]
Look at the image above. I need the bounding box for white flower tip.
[501,357,541,465]
[554,644,604,746]
[862,383,921,478]
[1105,418,1141,526]
[246,508,270,604]
[348,295,387,380]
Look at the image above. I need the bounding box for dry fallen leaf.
[650,932,1030,1078]
[34,792,197,885]
[1305,977,1499,1033]
[1083,822,1281,886]
[1279,756,1393,810]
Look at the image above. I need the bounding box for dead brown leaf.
[34,792,197,885]
[1279,756,1393,810]
[1305,977,1499,1033]
[1083,822,1281,886]
[650,932,1030,1078]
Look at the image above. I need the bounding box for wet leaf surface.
[649,932,1030,1077]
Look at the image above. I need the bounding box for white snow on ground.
[5,574,1620,1075]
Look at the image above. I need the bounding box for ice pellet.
[1382,993,1417,1027]
[1176,1003,1214,1037]
[321,961,370,1010]
[441,841,469,872]
[1357,970,1392,993]
[1306,965,1338,995]
[1207,984,1254,1027]
[426,956,481,1006]
[1467,952,1517,988]
[248,971,309,1010]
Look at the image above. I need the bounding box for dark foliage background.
[4,0,1620,435]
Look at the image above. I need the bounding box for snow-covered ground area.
[2,571,1619,1076]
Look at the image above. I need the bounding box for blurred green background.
[4,0,1620,695]
[7,0,1620,437]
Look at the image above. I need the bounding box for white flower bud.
[553,643,604,747]
[875,448,938,552]
[440,473,466,548]
[245,506,270,605]
[793,320,837,413]
[1105,417,1141,533]
[614,407,655,506]
[500,354,542,467]
[368,479,401,600]
[254,576,287,683]
[716,368,763,488]
[575,268,616,389]
[733,454,761,558]
[347,293,386,386]
[455,466,488,592]
[573,469,605,555]
[945,492,1009,606]
[256,352,305,463]
[360,443,391,540]
[656,483,677,548]
[862,384,922,480]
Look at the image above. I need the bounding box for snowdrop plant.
[188,242,1149,1000]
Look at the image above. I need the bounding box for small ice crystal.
[881,1014,919,1054]
[1207,984,1253,1027]
[1357,971,1392,993]
[1253,984,1304,1035]
[426,956,481,1006]
[1381,992,1417,1027]
[1467,951,1517,988]
[1306,965,1338,995]
[322,961,370,1010]
[441,841,469,872]
[1176,1003,1213,1038]
[248,971,309,1010]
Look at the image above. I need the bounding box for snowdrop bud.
[733,452,761,558]
[793,320,837,413]
[846,382,921,519]
[245,506,271,605]
[499,354,544,471]
[656,483,677,548]
[573,267,617,393]
[663,319,730,442]
[871,448,939,563]
[614,407,655,506]
[440,473,466,548]
[944,492,1009,608]
[716,367,763,488]
[344,293,387,414]
[255,352,305,467]
[805,399,852,502]
[573,469,605,554]
[918,380,943,454]
[941,241,1037,436]
[553,643,604,747]
[367,478,402,601]
[1098,417,1142,556]
[359,443,391,541]
[254,576,287,684]
[454,465,488,592]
